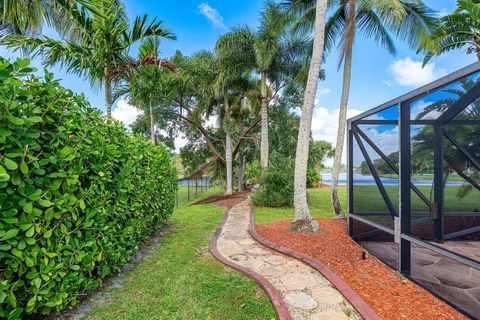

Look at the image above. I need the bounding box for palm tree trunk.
[332,0,356,218]
[149,102,155,143]
[291,0,328,233]
[331,43,353,218]
[224,88,233,196]
[105,77,113,120]
[238,148,244,191]
[260,71,269,169]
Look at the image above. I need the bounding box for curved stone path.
[212,198,361,320]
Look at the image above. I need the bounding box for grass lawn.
[353,184,480,213]
[254,187,347,224]
[176,184,215,207]
[83,187,276,320]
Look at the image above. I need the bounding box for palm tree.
[215,1,311,170]
[425,0,480,63]
[115,39,174,142]
[288,0,436,217]
[215,33,255,195]
[5,1,176,119]
[290,0,328,233]
[0,0,99,39]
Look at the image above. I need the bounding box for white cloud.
[410,99,442,120]
[198,3,226,29]
[311,106,363,166]
[437,8,451,17]
[388,57,447,88]
[317,88,331,95]
[314,88,332,105]
[204,115,219,129]
[174,135,188,153]
[112,98,143,127]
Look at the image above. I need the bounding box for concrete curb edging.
[209,206,293,320]
[248,208,381,320]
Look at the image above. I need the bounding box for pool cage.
[347,62,480,318]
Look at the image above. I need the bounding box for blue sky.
[1,0,478,152]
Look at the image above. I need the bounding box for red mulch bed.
[193,191,248,209]
[256,219,467,320]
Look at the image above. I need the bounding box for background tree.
[290,0,328,233]
[214,2,312,170]
[5,0,176,118]
[216,32,257,195]
[115,38,175,142]
[288,0,436,217]
[425,0,480,63]
[0,0,99,39]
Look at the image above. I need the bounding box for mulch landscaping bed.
[256,218,467,320]
[193,191,249,209]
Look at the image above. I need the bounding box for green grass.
[254,187,346,224]
[84,195,276,320]
[176,184,219,207]
[353,184,480,213]
[254,184,480,226]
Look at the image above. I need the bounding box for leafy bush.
[251,161,294,207]
[306,166,320,188]
[0,59,177,319]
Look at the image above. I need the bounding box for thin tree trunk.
[224,88,233,196]
[105,74,113,120]
[291,0,328,233]
[238,148,244,191]
[331,44,353,218]
[149,102,155,142]
[332,0,356,218]
[260,71,269,169]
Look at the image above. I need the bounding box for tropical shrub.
[251,160,294,207]
[0,58,177,319]
[306,166,320,188]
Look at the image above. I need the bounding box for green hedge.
[0,59,177,319]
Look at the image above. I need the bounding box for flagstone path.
[212,198,361,320]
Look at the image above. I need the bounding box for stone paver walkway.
[214,199,360,320]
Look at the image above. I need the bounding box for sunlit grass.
[254,187,346,224]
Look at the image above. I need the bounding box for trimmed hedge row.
[0,59,177,319]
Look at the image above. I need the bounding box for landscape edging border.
[209,205,292,320]
[248,208,381,320]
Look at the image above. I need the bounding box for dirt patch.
[256,218,467,320]
[193,191,249,209]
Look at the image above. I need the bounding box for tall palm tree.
[5,1,176,119]
[0,0,99,39]
[215,1,310,170]
[115,38,174,142]
[288,0,436,217]
[290,0,328,233]
[425,0,480,63]
[215,33,254,195]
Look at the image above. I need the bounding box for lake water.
[321,172,463,186]
[178,177,211,186]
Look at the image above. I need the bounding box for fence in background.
[176,177,213,207]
